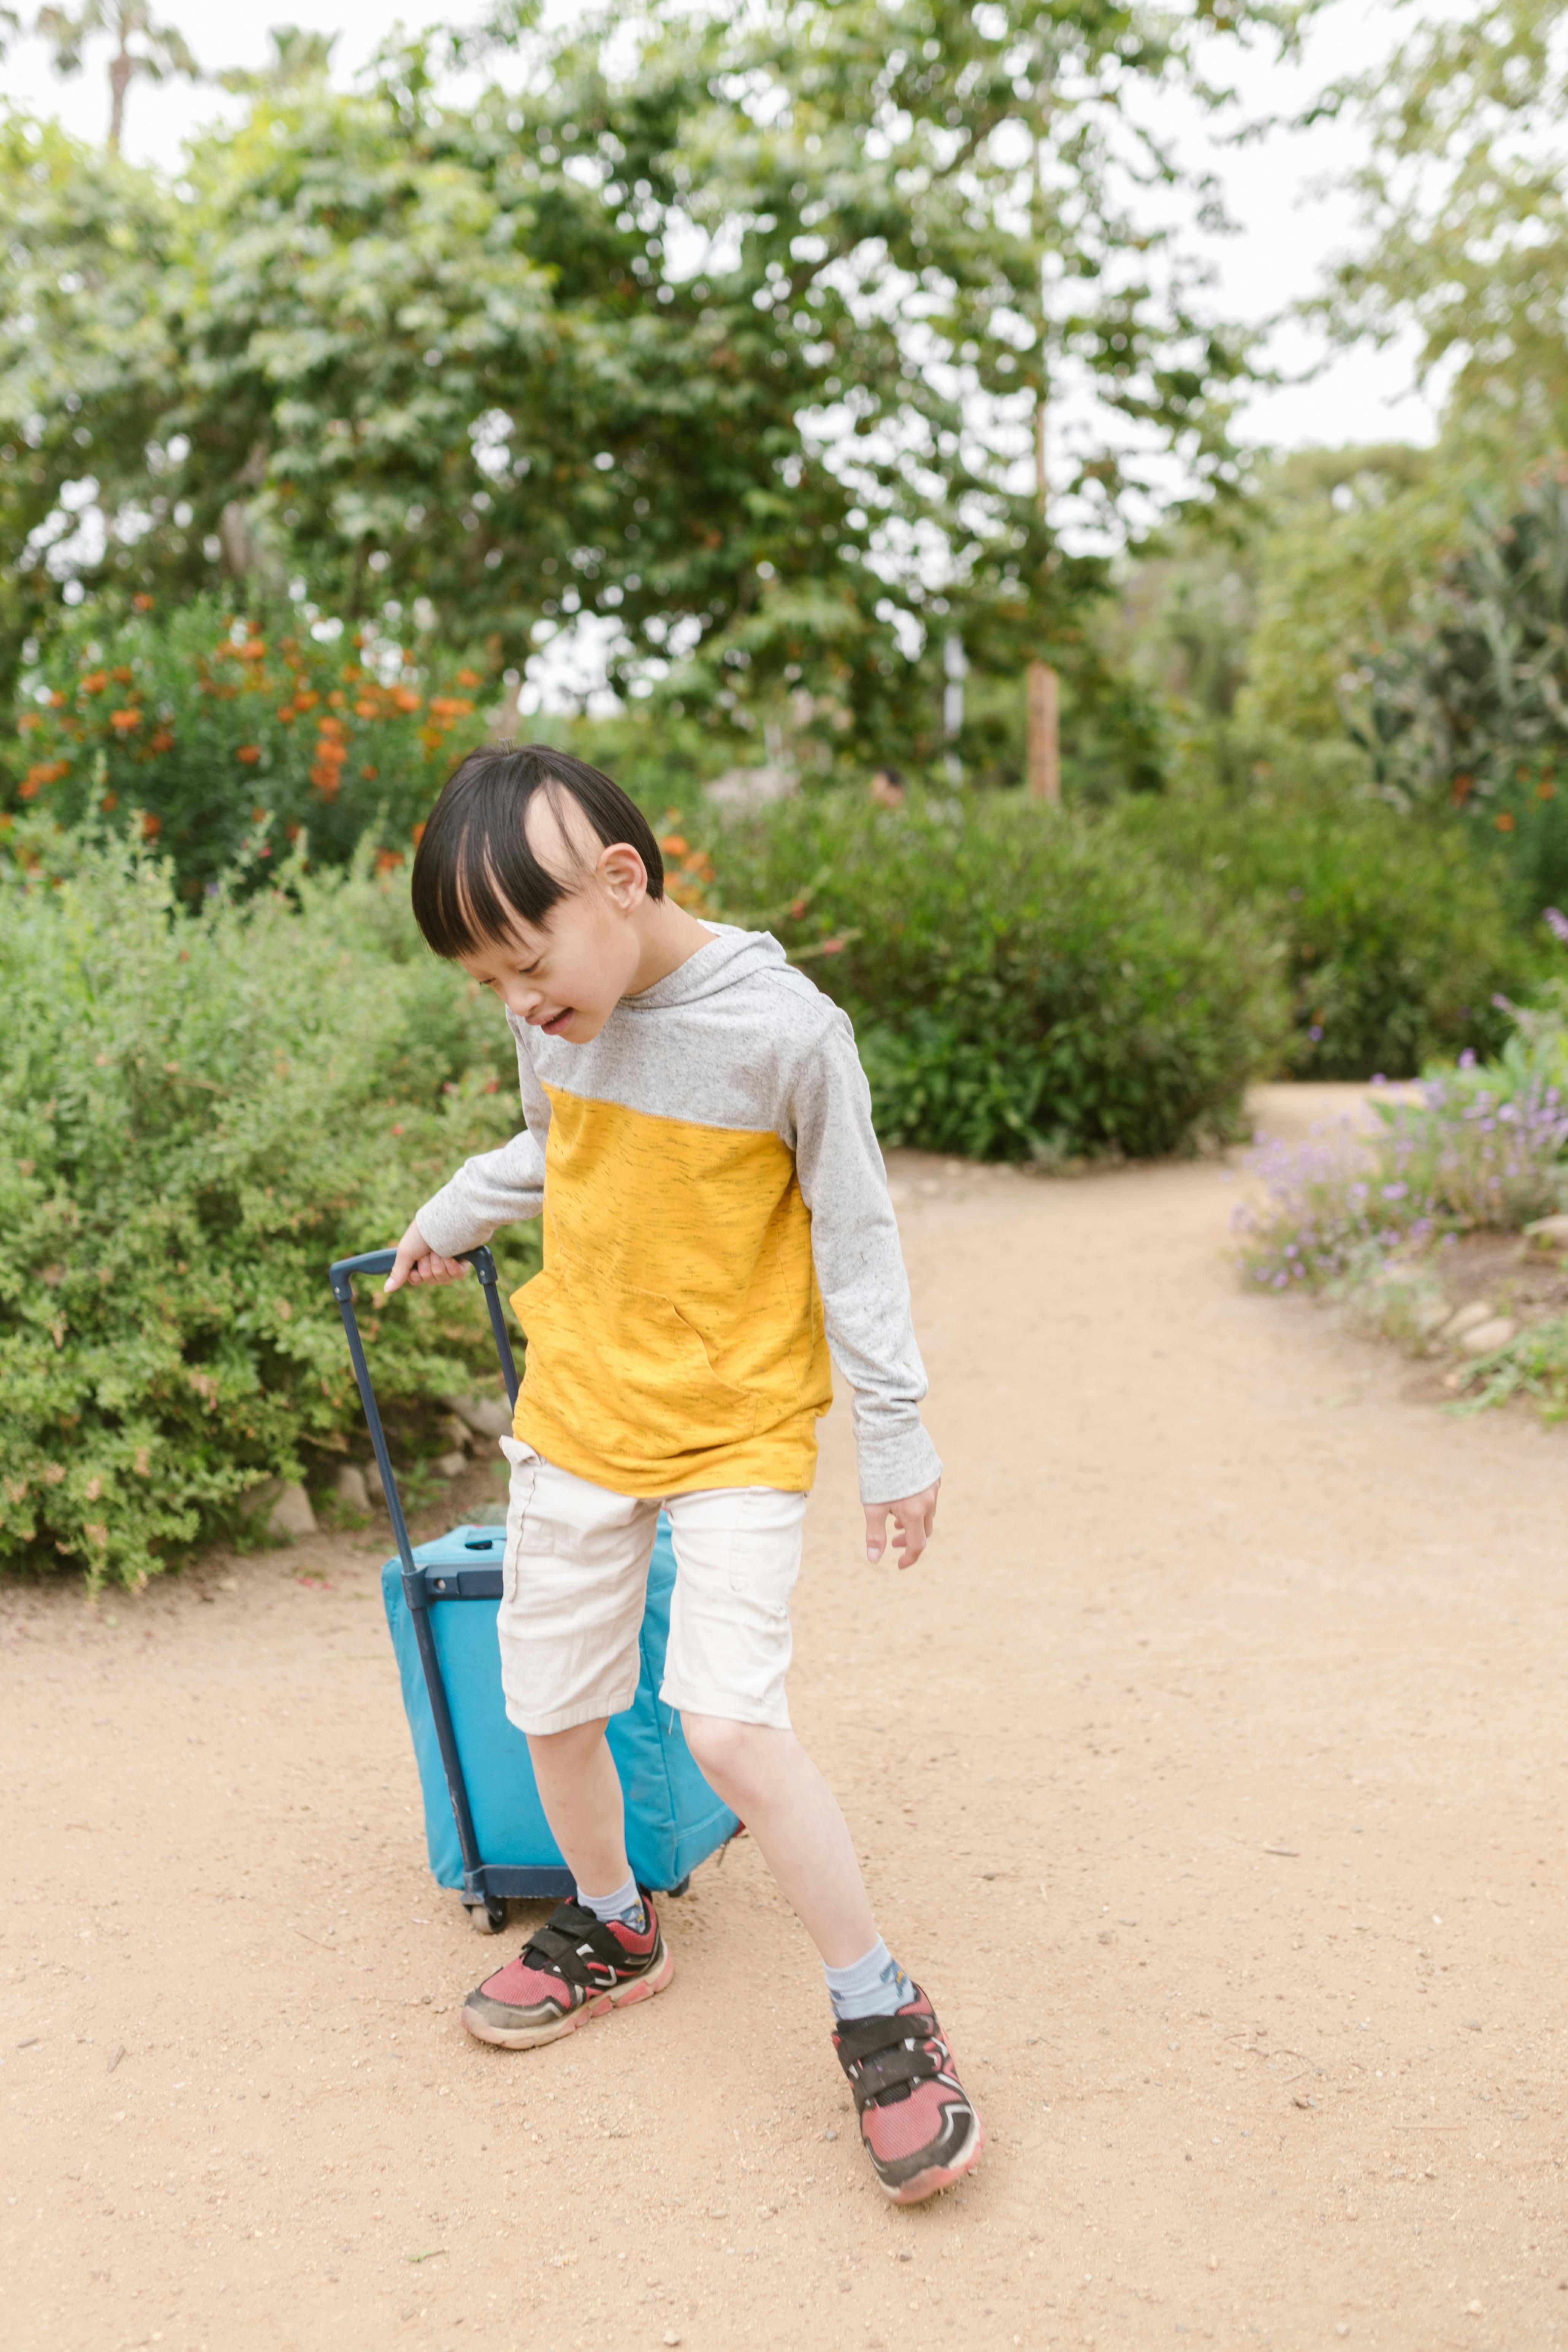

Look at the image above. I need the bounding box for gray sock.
[823,1936,914,2021]
[575,1871,647,1934]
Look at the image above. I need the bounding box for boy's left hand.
[864,1480,940,1569]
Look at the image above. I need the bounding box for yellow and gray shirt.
[416,924,941,1505]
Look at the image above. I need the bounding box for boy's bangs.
[410,745,664,961]
[419,782,569,960]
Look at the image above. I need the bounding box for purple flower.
[1545,905,1568,946]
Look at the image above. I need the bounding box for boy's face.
[454,791,647,1044]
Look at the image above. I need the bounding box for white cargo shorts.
[495,1437,808,1735]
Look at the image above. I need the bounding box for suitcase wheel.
[469,1898,508,1934]
[663,1875,691,1899]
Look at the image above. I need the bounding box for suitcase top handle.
[327,1243,520,1582]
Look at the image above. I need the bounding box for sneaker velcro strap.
[519,1902,629,1986]
[834,2014,942,2106]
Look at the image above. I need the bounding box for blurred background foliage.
[10,0,1568,1577]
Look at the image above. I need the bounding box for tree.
[3,1,1282,777]
[1318,0,1568,473]
[34,0,200,152]
[0,112,175,696]
[1347,467,1568,810]
[217,25,336,93]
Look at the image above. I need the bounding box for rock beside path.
[244,1477,318,1540]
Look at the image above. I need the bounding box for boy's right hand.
[384,1218,473,1295]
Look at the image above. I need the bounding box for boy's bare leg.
[679,1715,876,1965]
[525,1719,631,1898]
[463,1719,669,2052]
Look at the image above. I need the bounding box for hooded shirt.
[415,923,942,1505]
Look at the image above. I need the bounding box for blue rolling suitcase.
[328,1245,739,1932]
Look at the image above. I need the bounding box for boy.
[385,744,983,2205]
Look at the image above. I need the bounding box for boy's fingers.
[864,1506,887,1562]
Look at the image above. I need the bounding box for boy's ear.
[597,840,649,911]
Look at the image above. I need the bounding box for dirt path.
[6,1089,1568,2352]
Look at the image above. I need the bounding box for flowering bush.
[0,827,538,1590]
[1233,948,1568,1294]
[2,597,490,892]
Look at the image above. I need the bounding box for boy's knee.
[681,1711,774,1796]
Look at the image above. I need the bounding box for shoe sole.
[462,1943,674,2051]
[880,2111,987,2206]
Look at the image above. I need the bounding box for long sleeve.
[788,1008,943,1506]
[416,1014,551,1255]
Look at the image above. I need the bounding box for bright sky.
[3,0,1439,458]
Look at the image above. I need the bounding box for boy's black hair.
[410,742,664,960]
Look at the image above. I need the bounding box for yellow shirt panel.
[509,1086,832,1495]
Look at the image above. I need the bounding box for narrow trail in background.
[4,1087,1565,2352]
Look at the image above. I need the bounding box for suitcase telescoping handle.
[327,1244,519,1583]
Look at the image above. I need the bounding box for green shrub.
[3,596,489,892]
[0,828,538,1590]
[1112,775,1544,1078]
[710,791,1285,1159]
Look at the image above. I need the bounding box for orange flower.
[251,807,267,821]
[285,821,302,842]
[309,767,342,799]
[17,778,39,800]
[428,695,474,718]
[17,713,40,734]
[354,698,378,719]
[79,670,108,696]
[109,707,142,733]
[375,848,404,872]
[317,716,347,743]
[141,812,162,840]
[1495,811,1516,832]
[361,764,379,780]
[25,759,69,788]
[276,705,296,723]
[149,728,173,753]
[789,895,807,918]
[132,593,154,612]
[101,791,118,811]
[235,639,267,662]
[457,668,482,687]
[391,687,422,713]
[412,820,426,846]
[1540,783,1558,801]
[111,666,134,686]
[295,689,319,710]
[328,689,346,709]
[659,834,690,857]
[236,745,262,764]
[49,691,66,708]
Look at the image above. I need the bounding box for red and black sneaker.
[832,1986,985,2204]
[462,1894,672,2051]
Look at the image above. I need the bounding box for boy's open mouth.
[538,1008,575,1036]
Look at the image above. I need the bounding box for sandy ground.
[5,1085,1568,2352]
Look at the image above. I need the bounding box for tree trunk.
[1027,658,1060,804]
[108,48,133,152]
